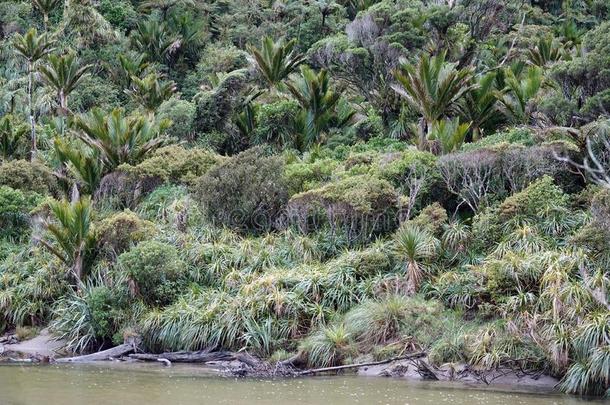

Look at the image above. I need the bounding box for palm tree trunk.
[27,62,37,161]
[321,10,327,32]
[73,250,83,290]
[43,13,49,31]
[471,126,480,142]
[406,261,419,295]
[60,90,67,137]
[417,118,427,151]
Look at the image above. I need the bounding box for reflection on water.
[0,363,602,405]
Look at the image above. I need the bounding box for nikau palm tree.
[74,108,170,171]
[250,36,306,88]
[13,28,55,159]
[108,53,149,90]
[527,36,565,67]
[54,137,103,194]
[428,117,471,155]
[124,73,176,117]
[38,53,91,121]
[32,0,61,30]
[392,50,474,150]
[457,72,502,141]
[131,19,176,64]
[287,66,348,149]
[393,225,438,294]
[500,65,544,124]
[38,192,96,288]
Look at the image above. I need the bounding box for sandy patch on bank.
[1,328,65,358]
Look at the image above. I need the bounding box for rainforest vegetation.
[0,0,609,397]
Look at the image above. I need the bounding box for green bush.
[193,70,250,146]
[157,98,196,140]
[287,175,399,242]
[0,160,57,195]
[117,241,186,307]
[70,75,121,112]
[461,128,535,151]
[120,145,221,186]
[345,295,453,350]
[137,185,197,226]
[407,202,448,237]
[378,148,439,193]
[552,21,610,118]
[344,295,414,347]
[183,44,249,98]
[471,176,575,253]
[496,176,569,223]
[0,186,41,239]
[351,109,384,141]
[98,0,137,31]
[0,249,70,328]
[51,284,130,353]
[285,157,338,195]
[194,147,288,233]
[252,100,299,148]
[96,210,155,258]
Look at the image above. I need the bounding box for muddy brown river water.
[0,363,606,405]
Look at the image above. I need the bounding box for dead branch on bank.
[298,351,426,376]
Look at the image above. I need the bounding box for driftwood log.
[129,350,260,367]
[55,343,135,363]
[298,352,426,376]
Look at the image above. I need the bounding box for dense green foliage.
[0,0,609,398]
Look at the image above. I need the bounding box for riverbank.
[1,331,561,394]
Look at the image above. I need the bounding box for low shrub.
[157,98,196,141]
[51,284,132,354]
[0,186,41,239]
[287,175,399,243]
[194,147,288,233]
[119,145,221,186]
[96,210,155,258]
[0,160,58,196]
[344,295,414,347]
[252,100,299,149]
[117,241,187,307]
[285,157,338,195]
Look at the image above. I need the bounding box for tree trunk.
[406,261,419,295]
[417,118,427,151]
[298,352,425,375]
[28,63,36,161]
[129,350,260,367]
[59,90,67,137]
[72,250,83,291]
[55,343,136,363]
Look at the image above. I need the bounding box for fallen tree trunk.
[55,343,135,363]
[129,350,259,367]
[298,352,426,376]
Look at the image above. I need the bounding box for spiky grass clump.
[344,295,413,347]
[425,270,484,310]
[428,331,469,366]
[559,312,610,396]
[393,224,439,294]
[300,323,354,368]
[51,281,135,354]
[0,249,69,328]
